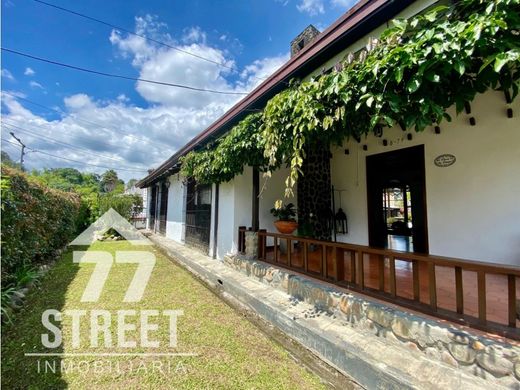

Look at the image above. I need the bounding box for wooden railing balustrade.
[237,227,520,340]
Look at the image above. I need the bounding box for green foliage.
[1,151,21,170]
[180,112,267,183]
[0,166,81,287]
[178,0,520,197]
[100,169,124,193]
[99,193,143,220]
[31,167,102,228]
[270,202,296,221]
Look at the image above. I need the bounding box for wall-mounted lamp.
[362,144,368,151]
[507,108,513,118]
[469,117,476,126]
[344,148,350,155]
[383,139,388,146]
[434,126,441,134]
[407,133,413,141]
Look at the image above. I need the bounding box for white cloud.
[2,15,289,181]
[24,67,35,76]
[297,0,325,15]
[182,26,206,44]
[29,80,44,89]
[1,68,15,81]
[64,93,95,110]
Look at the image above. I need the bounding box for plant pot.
[274,220,298,235]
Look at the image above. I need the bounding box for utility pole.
[10,132,26,171]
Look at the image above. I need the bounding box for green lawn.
[1,241,325,389]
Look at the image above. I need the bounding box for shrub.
[1,166,81,286]
[98,193,143,220]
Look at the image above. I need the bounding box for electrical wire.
[28,148,149,172]
[2,121,128,163]
[2,92,168,150]
[32,0,271,83]
[2,47,249,96]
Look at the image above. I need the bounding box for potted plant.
[270,202,298,234]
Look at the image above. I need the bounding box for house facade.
[138,0,519,267]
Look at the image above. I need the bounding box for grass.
[1,241,326,389]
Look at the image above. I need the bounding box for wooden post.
[389,256,396,297]
[477,272,486,322]
[378,255,385,291]
[428,262,437,311]
[350,251,356,284]
[303,241,308,272]
[287,238,292,267]
[322,245,327,278]
[357,251,364,288]
[258,229,266,260]
[273,236,278,263]
[412,260,420,301]
[508,275,517,328]
[455,266,464,315]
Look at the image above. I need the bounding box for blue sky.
[1,0,356,181]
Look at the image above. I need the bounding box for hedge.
[1,166,81,285]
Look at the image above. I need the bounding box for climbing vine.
[181,0,520,197]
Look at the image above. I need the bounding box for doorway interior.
[366,145,428,253]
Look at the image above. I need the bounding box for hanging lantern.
[335,208,348,234]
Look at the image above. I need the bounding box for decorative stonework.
[224,253,520,386]
[244,231,258,259]
[297,142,332,241]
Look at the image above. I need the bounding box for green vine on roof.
[181,0,520,198]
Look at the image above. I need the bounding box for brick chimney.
[290,25,320,57]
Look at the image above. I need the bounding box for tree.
[1,151,21,170]
[100,170,123,193]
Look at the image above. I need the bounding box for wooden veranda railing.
[238,227,520,340]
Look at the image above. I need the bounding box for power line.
[28,148,149,172]
[2,135,148,173]
[2,121,129,163]
[2,47,249,96]
[2,92,167,150]
[1,138,22,148]
[32,0,270,83]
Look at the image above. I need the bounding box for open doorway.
[367,145,428,253]
[382,186,413,251]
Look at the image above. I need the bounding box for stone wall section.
[224,254,520,387]
[297,142,333,241]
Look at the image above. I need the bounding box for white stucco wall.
[330,90,520,265]
[258,166,297,238]
[215,167,253,259]
[165,174,185,244]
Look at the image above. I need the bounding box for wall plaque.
[434,154,456,167]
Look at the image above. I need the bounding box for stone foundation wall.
[224,254,520,387]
